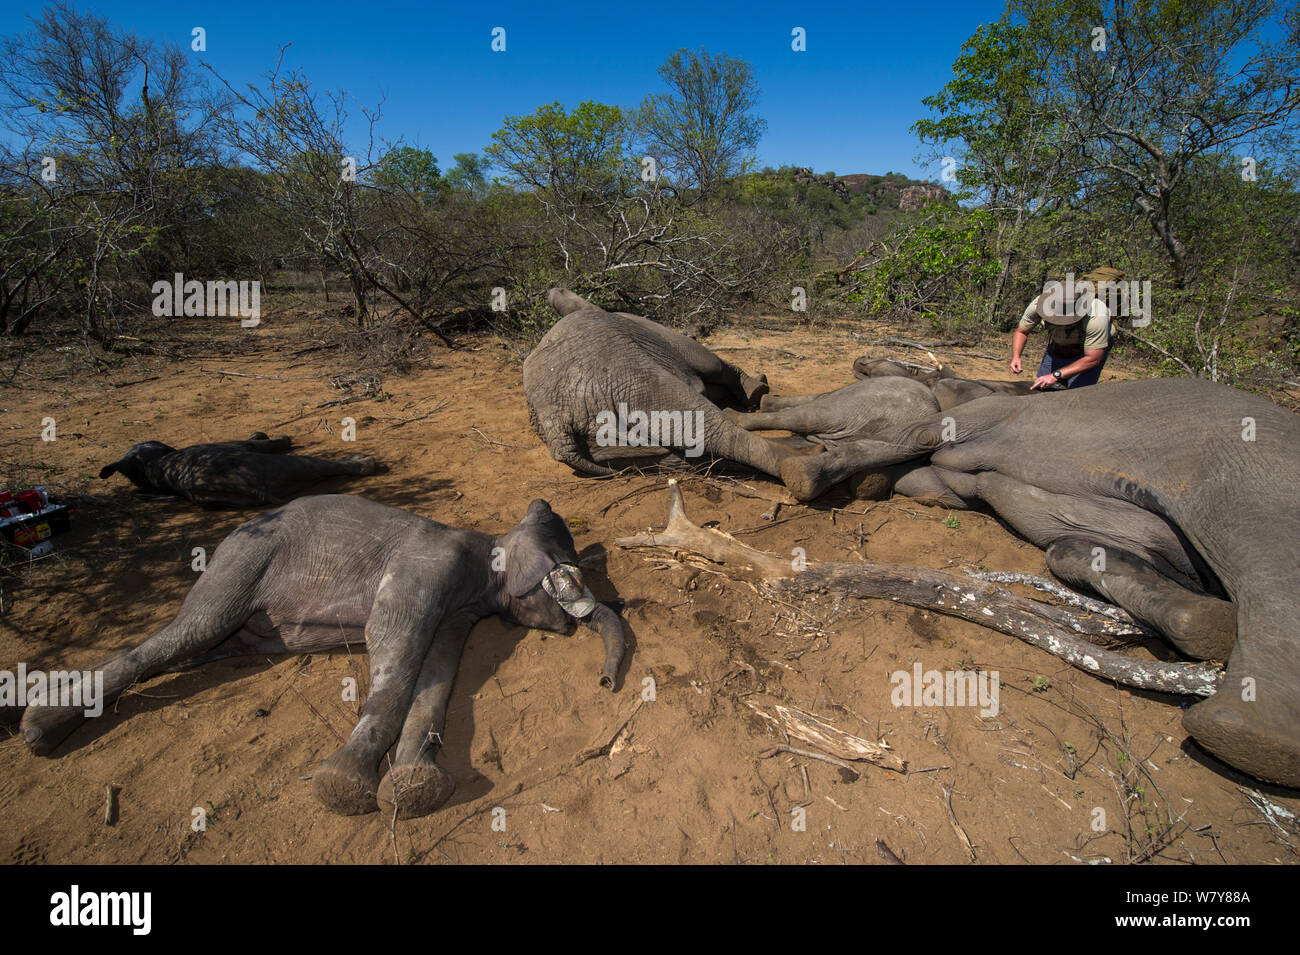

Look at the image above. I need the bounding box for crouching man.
[1009,267,1124,390]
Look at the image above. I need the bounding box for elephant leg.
[543,424,619,476]
[880,463,972,508]
[311,579,444,815]
[932,379,999,410]
[376,614,475,819]
[702,402,801,479]
[20,534,273,754]
[619,311,768,409]
[163,613,290,671]
[1045,538,1236,661]
[780,438,926,501]
[684,352,767,409]
[758,393,823,412]
[256,455,381,506]
[726,405,836,435]
[224,436,294,454]
[1183,595,1300,788]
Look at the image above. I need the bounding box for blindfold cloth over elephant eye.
[541,563,597,618]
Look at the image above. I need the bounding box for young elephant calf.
[20,495,627,818]
[99,432,380,507]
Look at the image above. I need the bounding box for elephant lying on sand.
[100,433,379,507]
[524,289,801,478]
[729,376,940,445]
[780,378,1300,787]
[19,494,627,818]
[852,356,1035,409]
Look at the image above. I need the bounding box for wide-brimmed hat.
[1083,267,1126,285]
[1036,268,1127,324]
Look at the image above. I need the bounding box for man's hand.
[1031,373,1057,391]
[1009,328,1029,374]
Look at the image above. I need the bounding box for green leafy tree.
[486,100,633,204]
[446,152,488,199]
[1015,0,1300,286]
[638,49,767,198]
[372,146,443,201]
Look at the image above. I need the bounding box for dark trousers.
[1036,344,1111,388]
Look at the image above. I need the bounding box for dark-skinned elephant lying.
[19,494,627,818]
[524,289,805,478]
[99,432,380,507]
[780,378,1300,788]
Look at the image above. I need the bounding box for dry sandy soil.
[2,301,1297,865]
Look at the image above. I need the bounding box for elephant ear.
[504,499,578,597]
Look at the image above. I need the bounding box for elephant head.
[98,441,177,488]
[496,499,627,689]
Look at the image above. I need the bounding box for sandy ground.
[1,301,1297,865]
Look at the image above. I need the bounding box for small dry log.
[617,481,1224,697]
[746,699,906,772]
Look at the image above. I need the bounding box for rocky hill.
[774,167,950,212]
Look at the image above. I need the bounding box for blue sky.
[2,0,1010,181]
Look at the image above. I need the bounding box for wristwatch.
[1052,370,1062,381]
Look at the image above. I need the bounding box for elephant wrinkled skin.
[524,289,800,477]
[19,494,628,818]
[781,378,1300,788]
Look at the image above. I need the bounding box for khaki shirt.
[1018,295,1114,351]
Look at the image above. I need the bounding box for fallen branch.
[471,427,518,451]
[616,481,1224,697]
[942,784,976,862]
[204,368,329,381]
[758,744,860,777]
[967,570,1136,622]
[747,699,906,772]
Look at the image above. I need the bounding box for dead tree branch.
[616,480,1224,697]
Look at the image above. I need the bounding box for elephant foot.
[847,469,893,501]
[311,749,381,815]
[19,704,89,756]
[1183,685,1300,789]
[377,762,455,819]
[740,373,769,411]
[345,454,381,475]
[1159,602,1237,662]
[779,452,829,502]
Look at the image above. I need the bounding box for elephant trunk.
[580,602,626,690]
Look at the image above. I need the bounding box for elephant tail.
[549,429,616,476]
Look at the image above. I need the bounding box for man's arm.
[1031,348,1105,389]
[1010,296,1041,374]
